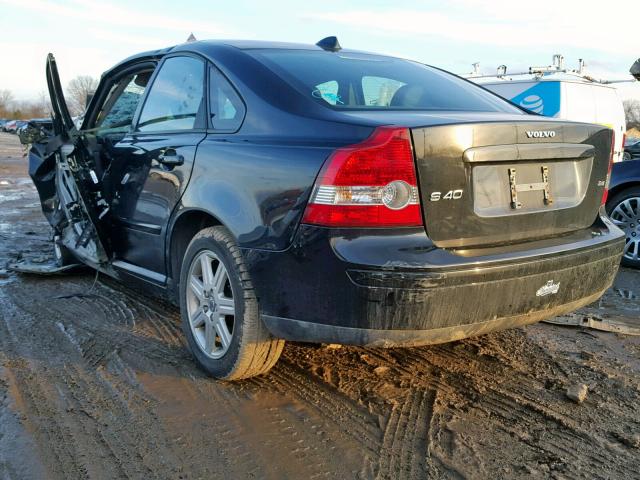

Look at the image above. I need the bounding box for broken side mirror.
[631,58,640,81]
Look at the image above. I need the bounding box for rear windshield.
[249,49,522,113]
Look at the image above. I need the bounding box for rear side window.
[209,65,245,131]
[249,49,522,113]
[137,56,205,132]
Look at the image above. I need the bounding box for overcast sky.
[1,0,639,101]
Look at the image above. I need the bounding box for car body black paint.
[32,40,625,347]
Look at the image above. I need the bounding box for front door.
[109,55,207,280]
[44,53,110,265]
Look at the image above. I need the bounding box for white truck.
[467,55,628,162]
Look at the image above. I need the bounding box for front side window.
[209,65,245,131]
[95,70,152,131]
[137,56,205,132]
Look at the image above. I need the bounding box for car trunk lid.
[411,120,612,248]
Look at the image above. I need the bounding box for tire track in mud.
[0,284,188,479]
[0,290,90,479]
[60,277,184,350]
[284,332,640,479]
[4,275,378,478]
[376,388,435,480]
[394,340,638,478]
[60,360,185,479]
[1,359,91,479]
[265,360,383,458]
[280,344,443,479]
[27,277,191,372]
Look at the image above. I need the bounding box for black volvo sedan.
[25,37,624,379]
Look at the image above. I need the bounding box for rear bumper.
[262,290,607,347]
[243,210,624,346]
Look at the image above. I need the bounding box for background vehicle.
[624,136,640,161]
[467,55,627,162]
[3,119,17,132]
[28,39,623,380]
[607,159,640,267]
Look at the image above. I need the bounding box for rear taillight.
[601,130,615,205]
[302,127,423,227]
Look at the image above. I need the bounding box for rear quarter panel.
[178,136,333,250]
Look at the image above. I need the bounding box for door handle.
[157,149,184,167]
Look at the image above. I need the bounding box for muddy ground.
[0,131,639,480]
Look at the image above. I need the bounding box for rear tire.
[606,186,640,269]
[179,226,285,380]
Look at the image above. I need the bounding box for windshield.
[249,49,522,113]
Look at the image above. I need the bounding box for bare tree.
[623,99,640,129]
[66,75,98,116]
[0,89,14,117]
[36,91,52,118]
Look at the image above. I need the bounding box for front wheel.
[179,226,285,380]
[606,186,640,268]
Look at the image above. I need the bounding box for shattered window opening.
[95,70,153,132]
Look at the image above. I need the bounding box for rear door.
[45,53,110,266]
[108,55,207,280]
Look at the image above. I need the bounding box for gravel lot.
[1,132,639,479]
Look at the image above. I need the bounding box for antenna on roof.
[186,33,197,43]
[316,36,342,52]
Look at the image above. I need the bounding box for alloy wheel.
[610,197,640,263]
[186,250,236,359]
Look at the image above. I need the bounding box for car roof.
[102,39,380,77]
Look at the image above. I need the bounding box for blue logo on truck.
[510,81,561,117]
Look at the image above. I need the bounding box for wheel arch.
[607,181,640,209]
[167,208,226,288]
